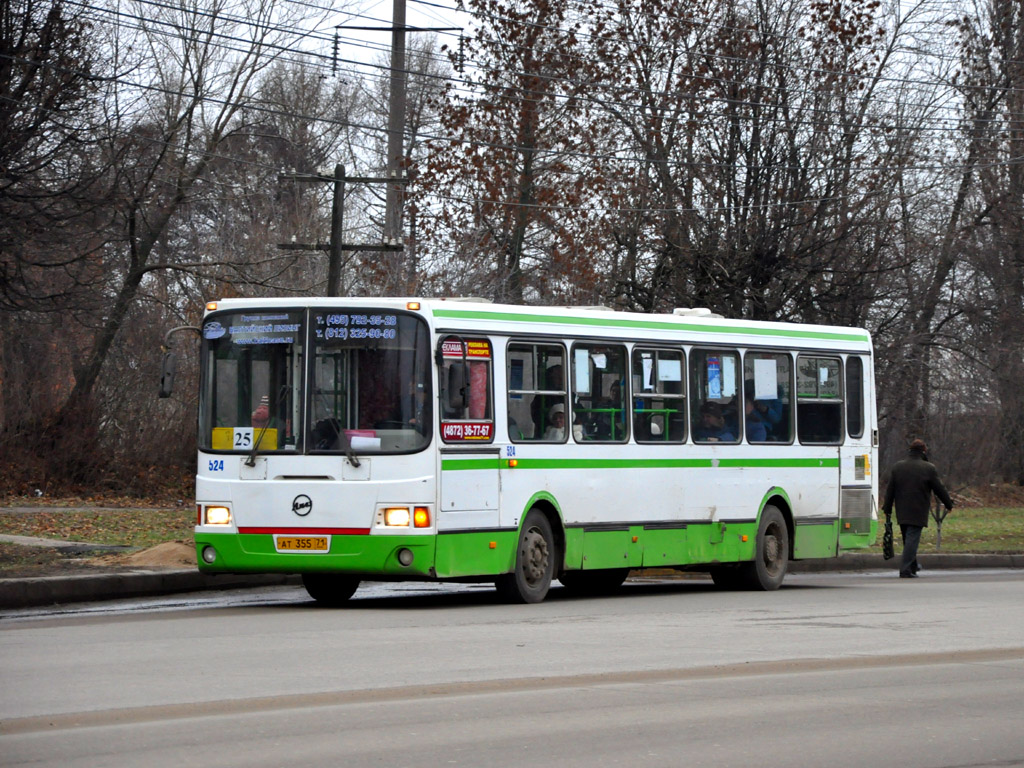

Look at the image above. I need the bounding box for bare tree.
[58,0,333,419]
[423,0,601,303]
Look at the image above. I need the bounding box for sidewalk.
[2,549,1021,610]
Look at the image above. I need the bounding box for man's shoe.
[899,571,918,578]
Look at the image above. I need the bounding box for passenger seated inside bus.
[591,380,625,440]
[744,381,767,442]
[694,401,735,442]
[542,404,566,441]
[749,383,785,440]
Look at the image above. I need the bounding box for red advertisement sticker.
[441,421,494,441]
[442,339,491,359]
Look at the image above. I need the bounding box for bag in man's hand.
[882,513,895,560]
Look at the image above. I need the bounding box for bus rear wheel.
[559,568,630,595]
[741,505,789,591]
[496,510,556,604]
[302,573,360,606]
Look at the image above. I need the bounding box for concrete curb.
[789,552,1024,572]
[0,571,302,609]
[1,553,1020,609]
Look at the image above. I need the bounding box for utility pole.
[278,167,403,297]
[384,0,408,257]
[337,3,459,293]
[327,164,345,296]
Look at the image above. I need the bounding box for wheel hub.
[523,529,549,584]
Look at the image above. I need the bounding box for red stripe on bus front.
[237,527,370,535]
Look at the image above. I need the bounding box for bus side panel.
[678,521,759,565]
[792,520,840,559]
[433,530,516,578]
[579,526,644,570]
[639,526,689,567]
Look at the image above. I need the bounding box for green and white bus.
[189,298,878,604]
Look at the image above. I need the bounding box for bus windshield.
[199,309,304,454]
[198,308,432,455]
[309,309,432,454]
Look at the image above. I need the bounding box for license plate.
[274,535,330,553]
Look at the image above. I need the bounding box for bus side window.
[507,342,566,442]
[572,343,628,443]
[690,349,741,444]
[796,356,843,444]
[632,348,686,443]
[743,352,792,443]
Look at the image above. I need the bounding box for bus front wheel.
[302,573,360,606]
[496,510,556,604]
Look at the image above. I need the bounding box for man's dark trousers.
[900,524,923,577]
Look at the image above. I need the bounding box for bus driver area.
[183,298,877,605]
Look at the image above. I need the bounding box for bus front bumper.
[195,532,437,578]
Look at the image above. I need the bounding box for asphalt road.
[2,570,1023,767]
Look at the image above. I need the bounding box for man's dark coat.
[882,449,953,527]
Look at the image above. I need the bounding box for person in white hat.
[543,403,566,441]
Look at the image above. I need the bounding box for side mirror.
[447,363,468,411]
[159,351,177,398]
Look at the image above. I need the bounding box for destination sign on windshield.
[313,312,399,342]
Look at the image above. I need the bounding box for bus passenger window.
[571,344,628,442]
[690,349,741,444]
[632,348,685,442]
[507,343,566,442]
[743,352,792,443]
[796,356,842,444]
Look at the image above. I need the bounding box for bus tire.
[496,510,555,604]
[302,573,360,606]
[559,568,630,595]
[741,505,789,591]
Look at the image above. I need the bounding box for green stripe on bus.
[441,458,503,471]
[717,458,840,468]
[431,308,870,343]
[442,457,840,471]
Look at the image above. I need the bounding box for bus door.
[838,354,874,548]
[437,337,500,532]
[794,355,845,557]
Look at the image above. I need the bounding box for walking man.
[882,439,954,578]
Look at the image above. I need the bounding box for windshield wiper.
[313,393,361,468]
[245,386,287,467]
[245,422,272,467]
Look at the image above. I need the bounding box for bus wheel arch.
[761,493,795,560]
[514,494,566,574]
[527,497,565,569]
[496,506,560,604]
[712,501,791,591]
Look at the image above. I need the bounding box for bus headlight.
[378,505,431,528]
[383,507,411,527]
[204,505,232,526]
